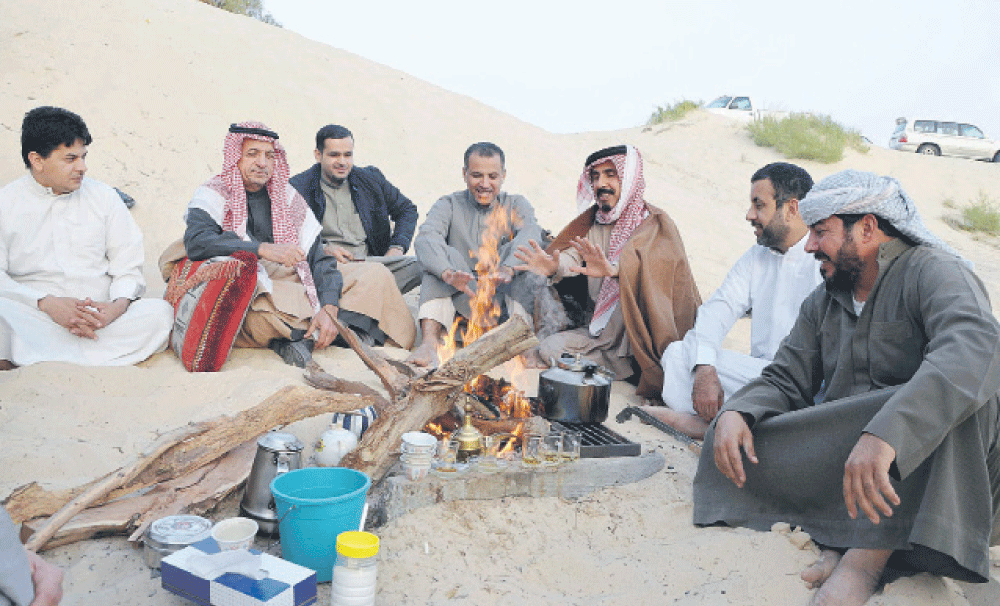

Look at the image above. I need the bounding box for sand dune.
[1,1,998,604]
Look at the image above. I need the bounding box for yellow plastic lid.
[336,531,380,558]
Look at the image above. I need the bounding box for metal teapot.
[239,431,304,536]
[538,353,614,423]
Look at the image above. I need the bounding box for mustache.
[813,252,831,263]
[596,188,615,197]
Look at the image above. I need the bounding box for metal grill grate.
[549,421,641,458]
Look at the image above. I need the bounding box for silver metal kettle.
[538,353,614,423]
[239,431,304,536]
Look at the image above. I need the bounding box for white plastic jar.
[331,531,379,606]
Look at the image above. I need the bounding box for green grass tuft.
[747,113,868,163]
[647,100,701,126]
[960,191,1000,235]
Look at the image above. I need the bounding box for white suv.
[889,118,1000,162]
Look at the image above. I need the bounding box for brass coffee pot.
[455,396,483,462]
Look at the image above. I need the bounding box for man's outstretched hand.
[843,433,900,525]
[512,240,560,277]
[568,236,616,278]
[441,268,476,297]
[713,410,758,488]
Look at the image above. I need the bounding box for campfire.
[422,374,535,448]
[425,203,537,449]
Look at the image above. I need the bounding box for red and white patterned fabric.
[204,121,318,309]
[575,145,650,335]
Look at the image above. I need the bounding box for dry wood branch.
[24,440,257,550]
[24,423,203,552]
[305,367,390,408]
[329,316,413,400]
[339,315,538,480]
[5,386,376,530]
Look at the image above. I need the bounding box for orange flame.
[424,422,451,442]
[498,422,525,456]
[437,204,522,364]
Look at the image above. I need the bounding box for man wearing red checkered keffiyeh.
[180,122,344,367]
[514,145,701,397]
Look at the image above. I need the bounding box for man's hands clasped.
[38,295,129,339]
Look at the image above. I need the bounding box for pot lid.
[257,431,305,453]
[554,352,589,372]
[549,353,613,381]
[541,365,612,388]
[146,515,212,548]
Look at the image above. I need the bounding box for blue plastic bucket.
[270,467,371,582]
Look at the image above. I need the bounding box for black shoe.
[269,338,314,368]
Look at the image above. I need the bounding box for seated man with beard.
[179,122,341,367]
[694,170,1000,605]
[651,162,821,438]
[514,144,701,397]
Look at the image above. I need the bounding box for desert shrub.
[199,0,280,26]
[960,191,1000,235]
[647,100,701,126]
[747,113,868,163]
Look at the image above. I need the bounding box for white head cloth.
[799,169,960,257]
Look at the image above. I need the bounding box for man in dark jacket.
[290,125,419,348]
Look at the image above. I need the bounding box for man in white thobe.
[0,106,172,368]
[650,163,821,438]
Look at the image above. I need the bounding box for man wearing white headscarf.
[515,145,701,396]
[694,170,999,605]
[175,122,342,367]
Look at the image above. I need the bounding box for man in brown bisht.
[694,170,1000,605]
[180,122,342,367]
[514,144,700,397]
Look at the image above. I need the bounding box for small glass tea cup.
[561,430,582,463]
[437,438,460,473]
[477,433,513,473]
[539,432,562,468]
[521,433,543,468]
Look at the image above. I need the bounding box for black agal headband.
[229,124,279,139]
[585,145,627,167]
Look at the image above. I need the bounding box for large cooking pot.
[538,353,613,423]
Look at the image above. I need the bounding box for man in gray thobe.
[694,170,1000,605]
[407,142,542,366]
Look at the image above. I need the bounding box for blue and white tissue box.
[161,538,317,606]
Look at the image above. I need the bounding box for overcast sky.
[265,0,1000,147]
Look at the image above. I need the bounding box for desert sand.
[1,1,998,604]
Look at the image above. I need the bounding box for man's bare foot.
[801,550,842,589]
[638,405,709,440]
[406,341,439,368]
[0,360,15,371]
[521,348,549,369]
[809,548,891,606]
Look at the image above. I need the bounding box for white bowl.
[211,517,258,551]
[401,432,437,451]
